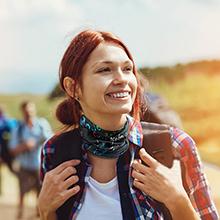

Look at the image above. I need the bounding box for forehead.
[85,42,131,66]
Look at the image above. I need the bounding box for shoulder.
[41,128,82,178]
[169,127,201,164]
[42,128,80,153]
[11,120,24,134]
[170,127,196,152]
[37,117,51,127]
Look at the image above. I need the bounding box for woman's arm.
[172,128,219,219]
[39,210,57,220]
[132,148,199,220]
[165,194,199,220]
[38,159,80,220]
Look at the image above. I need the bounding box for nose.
[113,68,128,85]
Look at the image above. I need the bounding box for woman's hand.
[132,148,199,219]
[132,148,186,204]
[38,159,81,219]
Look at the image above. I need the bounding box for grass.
[0,94,62,131]
[149,73,220,166]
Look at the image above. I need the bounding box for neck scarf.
[79,115,129,159]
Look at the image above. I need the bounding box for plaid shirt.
[40,116,219,220]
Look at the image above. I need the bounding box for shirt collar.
[126,115,143,147]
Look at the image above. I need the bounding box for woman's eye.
[124,66,132,72]
[96,67,111,73]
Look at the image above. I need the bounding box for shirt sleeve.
[38,118,53,140]
[8,126,19,150]
[171,127,219,220]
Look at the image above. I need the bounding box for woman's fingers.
[58,185,81,204]
[139,148,158,169]
[132,160,151,174]
[64,185,80,201]
[49,159,80,175]
[59,166,77,181]
[133,179,145,192]
[39,160,81,213]
[63,175,79,189]
[132,168,147,182]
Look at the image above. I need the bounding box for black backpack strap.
[141,121,174,219]
[51,128,84,220]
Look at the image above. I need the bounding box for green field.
[1,70,220,166]
[0,94,62,131]
[148,73,220,166]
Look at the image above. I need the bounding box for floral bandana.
[79,115,129,158]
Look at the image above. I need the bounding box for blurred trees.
[48,84,64,100]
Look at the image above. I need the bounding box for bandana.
[79,115,129,158]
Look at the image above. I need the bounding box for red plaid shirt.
[40,118,219,219]
[171,127,219,219]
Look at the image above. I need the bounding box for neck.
[88,153,117,183]
[83,113,127,131]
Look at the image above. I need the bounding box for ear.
[63,77,76,98]
[74,82,81,100]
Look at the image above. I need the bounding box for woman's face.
[77,42,137,119]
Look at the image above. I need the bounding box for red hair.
[56,30,142,128]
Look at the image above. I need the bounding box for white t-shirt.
[77,176,123,220]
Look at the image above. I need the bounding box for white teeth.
[109,92,130,98]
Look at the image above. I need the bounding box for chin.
[111,106,132,115]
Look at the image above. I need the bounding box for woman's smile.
[105,91,131,101]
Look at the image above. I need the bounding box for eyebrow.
[92,60,133,68]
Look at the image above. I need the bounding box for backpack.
[142,92,183,129]
[0,121,25,171]
[49,121,178,219]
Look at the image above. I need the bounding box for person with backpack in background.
[0,106,17,171]
[0,106,18,196]
[138,73,183,128]
[9,101,53,219]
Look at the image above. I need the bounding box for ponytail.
[56,98,81,128]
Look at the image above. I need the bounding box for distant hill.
[140,60,220,83]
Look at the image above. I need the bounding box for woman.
[38,30,218,220]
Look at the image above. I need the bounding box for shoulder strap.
[141,121,174,168]
[51,128,82,167]
[141,121,174,219]
[51,128,84,220]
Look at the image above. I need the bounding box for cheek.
[81,81,106,102]
[130,74,138,93]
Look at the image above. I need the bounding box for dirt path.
[0,162,219,220]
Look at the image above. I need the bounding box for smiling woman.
[71,43,137,127]
[38,30,219,220]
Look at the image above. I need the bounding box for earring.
[75,97,80,102]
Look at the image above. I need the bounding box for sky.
[1,0,220,94]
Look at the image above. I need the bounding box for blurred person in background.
[0,106,16,171]
[9,101,53,219]
[0,106,17,195]
[139,73,183,128]
[0,106,18,172]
